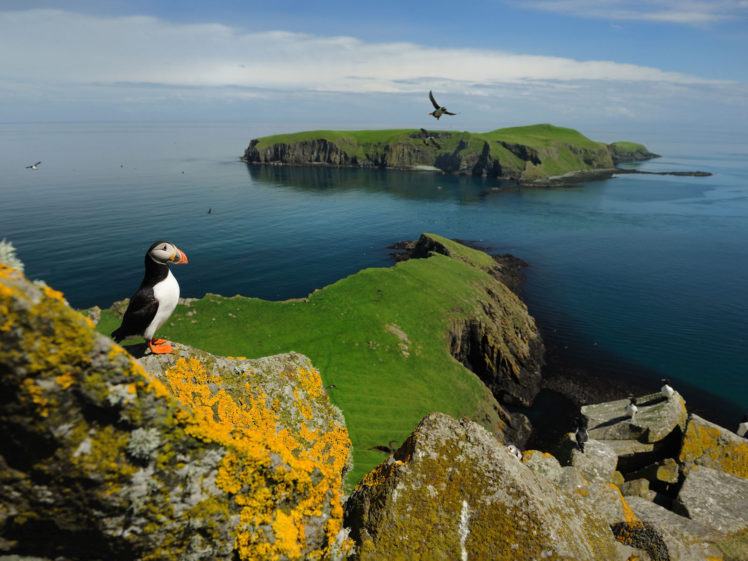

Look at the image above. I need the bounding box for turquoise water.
[2,122,746,422]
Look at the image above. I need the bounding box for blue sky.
[1,1,747,130]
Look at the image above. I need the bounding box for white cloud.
[0,8,725,95]
[0,8,745,127]
[514,0,748,25]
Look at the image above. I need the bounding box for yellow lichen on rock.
[679,415,748,479]
[159,356,352,561]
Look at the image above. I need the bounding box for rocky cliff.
[0,265,352,560]
[345,391,748,561]
[241,124,656,183]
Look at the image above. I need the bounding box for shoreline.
[389,237,741,451]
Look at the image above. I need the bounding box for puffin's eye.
[162,245,168,251]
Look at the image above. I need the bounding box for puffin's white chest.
[145,270,180,339]
[738,422,748,438]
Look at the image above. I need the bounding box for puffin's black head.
[147,241,188,265]
[743,413,748,423]
[629,396,638,405]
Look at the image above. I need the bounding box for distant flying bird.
[208,208,212,214]
[625,396,638,418]
[420,128,441,149]
[660,378,674,400]
[110,241,188,355]
[575,416,589,453]
[428,91,456,120]
[26,161,41,170]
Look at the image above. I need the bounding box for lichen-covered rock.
[554,434,619,484]
[620,478,657,502]
[344,412,633,561]
[679,414,748,480]
[626,496,724,561]
[0,266,352,561]
[521,449,563,483]
[582,392,687,444]
[673,465,748,535]
[628,458,680,487]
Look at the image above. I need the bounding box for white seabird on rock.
[625,396,638,418]
[660,378,674,399]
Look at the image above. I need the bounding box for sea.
[2,121,746,429]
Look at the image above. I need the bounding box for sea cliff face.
[241,124,656,182]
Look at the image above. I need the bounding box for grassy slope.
[250,124,616,178]
[97,235,511,485]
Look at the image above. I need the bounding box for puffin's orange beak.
[171,248,188,264]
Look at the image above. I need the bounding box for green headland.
[97,234,543,484]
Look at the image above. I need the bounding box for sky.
[1,0,747,130]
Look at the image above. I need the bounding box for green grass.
[97,234,513,485]
[609,141,648,153]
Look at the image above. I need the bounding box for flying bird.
[420,128,441,149]
[26,161,42,170]
[428,91,456,120]
[111,241,188,354]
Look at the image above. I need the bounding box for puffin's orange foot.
[149,339,173,354]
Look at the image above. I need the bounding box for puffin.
[737,414,748,438]
[574,416,589,453]
[420,128,441,149]
[625,396,638,419]
[660,378,675,400]
[428,91,456,120]
[111,241,188,354]
[26,161,41,170]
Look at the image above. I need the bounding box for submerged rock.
[0,266,352,560]
[344,412,637,561]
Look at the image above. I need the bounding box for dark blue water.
[2,122,746,422]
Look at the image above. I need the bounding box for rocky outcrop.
[673,466,748,535]
[344,412,641,561]
[609,142,661,164]
[0,265,352,560]
[397,234,545,409]
[678,414,748,479]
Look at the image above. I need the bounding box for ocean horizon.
[2,120,746,429]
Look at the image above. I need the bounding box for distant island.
[240,124,707,186]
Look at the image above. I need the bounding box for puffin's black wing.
[111,287,158,342]
[429,90,440,110]
[444,110,456,115]
[420,128,429,136]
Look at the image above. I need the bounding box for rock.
[626,496,725,561]
[344,412,632,561]
[0,266,352,560]
[679,414,748,479]
[627,458,680,487]
[673,465,748,535]
[554,434,619,484]
[558,465,590,491]
[620,478,657,502]
[521,449,563,483]
[582,392,687,444]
